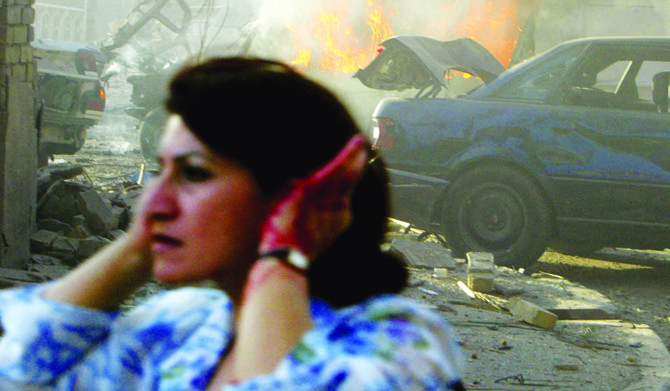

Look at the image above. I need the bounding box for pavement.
[388,231,670,391]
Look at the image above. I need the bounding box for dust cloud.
[68,0,670,130]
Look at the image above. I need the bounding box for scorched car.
[356,36,670,269]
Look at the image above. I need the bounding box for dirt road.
[535,248,670,351]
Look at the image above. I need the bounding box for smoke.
[533,0,670,53]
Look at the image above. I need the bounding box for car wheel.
[139,108,167,162]
[549,238,602,257]
[442,166,552,269]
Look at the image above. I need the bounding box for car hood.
[354,35,505,92]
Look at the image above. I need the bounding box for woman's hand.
[42,201,154,311]
[259,135,369,261]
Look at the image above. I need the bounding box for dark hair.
[165,57,407,307]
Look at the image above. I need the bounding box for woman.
[0,58,464,390]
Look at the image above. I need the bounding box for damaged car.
[33,39,107,166]
[356,36,670,269]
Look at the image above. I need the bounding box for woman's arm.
[232,258,312,381]
[42,216,153,311]
[230,135,368,382]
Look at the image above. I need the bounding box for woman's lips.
[151,234,183,253]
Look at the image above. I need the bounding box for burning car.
[357,36,670,269]
[33,39,107,166]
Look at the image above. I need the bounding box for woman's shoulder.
[117,286,234,332]
[345,294,446,322]
[312,294,453,336]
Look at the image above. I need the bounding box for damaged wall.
[0,0,38,268]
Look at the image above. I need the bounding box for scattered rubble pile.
[0,163,141,287]
[385,222,669,391]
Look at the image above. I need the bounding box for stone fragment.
[68,225,93,239]
[37,219,72,234]
[76,189,117,234]
[30,229,60,253]
[77,236,111,259]
[467,273,495,293]
[390,239,456,269]
[493,279,526,296]
[0,267,40,287]
[51,236,79,254]
[508,297,558,329]
[466,252,495,292]
[466,252,495,273]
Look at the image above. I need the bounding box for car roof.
[558,36,670,47]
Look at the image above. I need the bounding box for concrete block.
[466,251,495,274]
[508,297,558,329]
[467,272,495,293]
[466,252,495,292]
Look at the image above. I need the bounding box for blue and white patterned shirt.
[0,284,463,390]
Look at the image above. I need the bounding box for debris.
[466,252,495,293]
[433,267,448,278]
[508,297,558,329]
[494,373,525,384]
[29,164,137,265]
[457,280,476,298]
[492,279,525,296]
[390,239,456,269]
[554,364,580,371]
[417,287,439,296]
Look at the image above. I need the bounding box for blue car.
[356,36,670,269]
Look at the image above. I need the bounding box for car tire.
[442,166,552,269]
[139,108,167,162]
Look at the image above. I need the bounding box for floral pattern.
[0,284,463,390]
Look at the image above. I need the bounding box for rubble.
[508,297,558,329]
[466,252,495,293]
[0,163,138,288]
[384,226,670,391]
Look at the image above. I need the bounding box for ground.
[535,248,670,351]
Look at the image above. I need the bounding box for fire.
[288,0,522,73]
[452,0,519,66]
[289,0,394,73]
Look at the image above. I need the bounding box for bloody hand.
[259,135,369,261]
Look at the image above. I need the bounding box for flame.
[452,0,519,65]
[289,0,394,73]
[291,49,312,68]
[288,0,522,73]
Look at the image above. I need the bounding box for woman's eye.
[182,166,214,182]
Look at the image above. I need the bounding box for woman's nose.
[142,178,178,221]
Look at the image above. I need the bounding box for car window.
[592,61,629,93]
[636,61,670,101]
[561,46,670,112]
[489,45,584,101]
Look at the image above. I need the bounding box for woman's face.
[139,115,268,284]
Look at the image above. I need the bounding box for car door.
[535,43,670,227]
[484,40,670,229]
